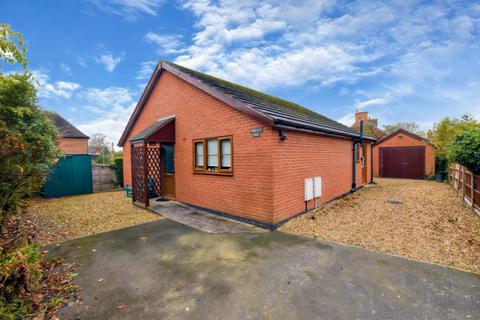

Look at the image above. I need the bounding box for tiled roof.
[52,112,89,139]
[164,61,363,138]
[118,61,376,146]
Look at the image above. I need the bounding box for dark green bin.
[43,154,93,198]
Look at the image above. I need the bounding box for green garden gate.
[43,154,93,198]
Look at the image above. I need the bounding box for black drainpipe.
[352,142,358,192]
[352,121,364,192]
[370,142,374,184]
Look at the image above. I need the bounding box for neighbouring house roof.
[374,128,431,146]
[52,112,89,139]
[88,145,109,156]
[118,60,376,146]
[129,115,175,143]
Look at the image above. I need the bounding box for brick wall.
[122,70,370,225]
[373,132,435,177]
[271,133,372,224]
[59,138,88,154]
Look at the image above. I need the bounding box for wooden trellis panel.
[131,144,164,207]
[147,147,162,198]
[131,144,147,206]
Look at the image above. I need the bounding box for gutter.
[274,118,368,140]
[275,124,359,141]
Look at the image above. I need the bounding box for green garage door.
[43,155,93,198]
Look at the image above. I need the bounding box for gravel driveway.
[280,178,480,273]
[26,191,160,245]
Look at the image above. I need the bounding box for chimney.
[355,111,368,125]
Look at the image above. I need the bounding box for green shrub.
[0,73,61,228]
[435,156,448,174]
[110,156,123,187]
[431,114,480,160]
[0,244,42,319]
[449,128,480,174]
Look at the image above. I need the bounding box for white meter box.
[314,177,322,198]
[304,178,314,201]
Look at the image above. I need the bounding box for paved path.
[47,220,480,320]
[149,200,264,233]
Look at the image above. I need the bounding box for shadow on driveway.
[46,220,480,319]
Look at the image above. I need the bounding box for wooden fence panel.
[449,163,479,215]
[92,164,120,192]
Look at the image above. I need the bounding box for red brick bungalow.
[118,61,375,229]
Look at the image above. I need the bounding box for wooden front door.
[362,143,368,184]
[161,144,175,199]
[380,146,425,179]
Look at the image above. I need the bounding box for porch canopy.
[129,115,175,207]
[130,115,175,145]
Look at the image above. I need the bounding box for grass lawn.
[25,191,160,245]
[280,178,480,274]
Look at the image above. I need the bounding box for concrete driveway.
[47,220,480,319]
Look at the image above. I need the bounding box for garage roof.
[375,129,432,146]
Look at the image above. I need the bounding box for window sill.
[193,170,233,176]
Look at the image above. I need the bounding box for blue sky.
[1,0,479,145]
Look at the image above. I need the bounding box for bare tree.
[89,133,107,147]
[383,122,425,137]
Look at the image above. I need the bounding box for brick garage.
[373,129,435,179]
[118,61,375,228]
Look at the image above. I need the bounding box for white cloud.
[76,87,136,145]
[92,0,166,20]
[80,87,133,107]
[95,53,124,72]
[78,117,132,148]
[136,60,157,80]
[32,69,80,99]
[175,0,392,89]
[60,63,71,73]
[77,56,87,67]
[174,0,480,98]
[355,97,390,110]
[145,32,184,54]
[337,113,355,126]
